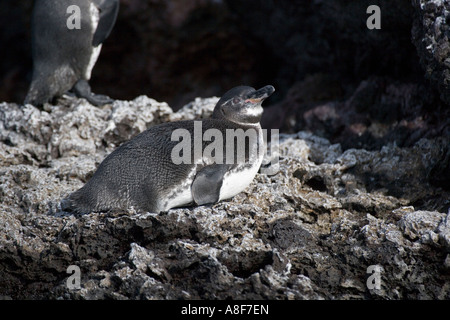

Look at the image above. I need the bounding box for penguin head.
[212,85,275,124]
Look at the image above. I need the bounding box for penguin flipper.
[92,0,120,47]
[192,164,230,206]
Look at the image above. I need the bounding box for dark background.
[0,0,420,107]
[0,1,449,160]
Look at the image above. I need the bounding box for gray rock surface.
[412,0,450,106]
[0,96,449,299]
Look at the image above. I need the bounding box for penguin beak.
[245,85,275,105]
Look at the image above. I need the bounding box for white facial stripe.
[244,105,263,117]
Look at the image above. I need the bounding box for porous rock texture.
[0,96,449,300]
[412,0,450,106]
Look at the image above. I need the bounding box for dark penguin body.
[62,85,275,213]
[24,0,119,107]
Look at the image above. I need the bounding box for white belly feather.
[220,124,264,201]
[85,3,102,79]
[218,161,261,201]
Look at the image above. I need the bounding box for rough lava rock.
[412,0,450,106]
[0,95,449,300]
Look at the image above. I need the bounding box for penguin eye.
[232,97,240,104]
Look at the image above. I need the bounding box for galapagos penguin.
[61,85,275,213]
[24,0,119,106]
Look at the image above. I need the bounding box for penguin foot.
[72,79,113,106]
[85,93,114,106]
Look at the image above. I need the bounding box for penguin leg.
[72,79,113,106]
[191,164,230,206]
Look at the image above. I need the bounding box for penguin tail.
[60,197,75,213]
[60,191,91,215]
